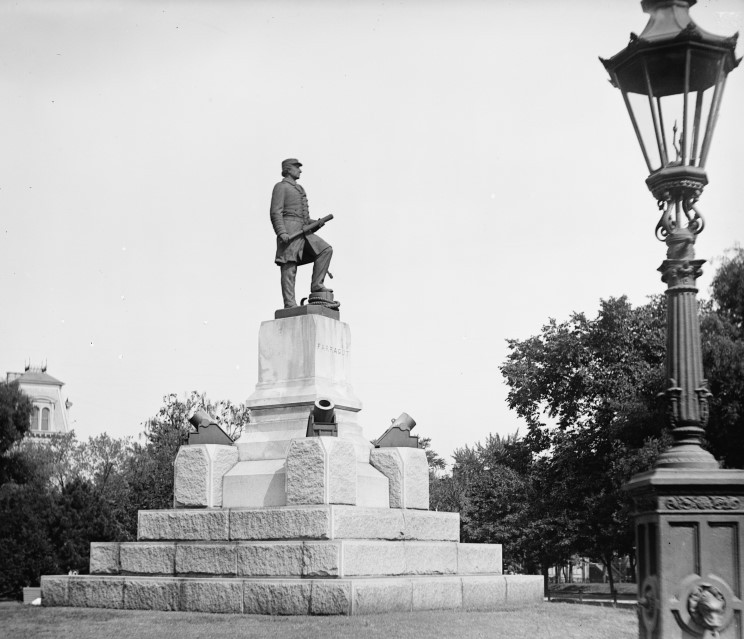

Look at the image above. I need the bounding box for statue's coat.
[269,177,330,265]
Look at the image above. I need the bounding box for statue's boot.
[310,246,333,293]
[280,262,299,308]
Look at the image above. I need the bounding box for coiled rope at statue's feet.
[301,292,341,310]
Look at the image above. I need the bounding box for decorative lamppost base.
[626,468,744,639]
[653,445,718,471]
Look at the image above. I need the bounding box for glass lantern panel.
[626,90,664,170]
[624,79,717,171]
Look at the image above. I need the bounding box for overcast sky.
[2,0,743,464]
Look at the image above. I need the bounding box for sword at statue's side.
[286,214,334,242]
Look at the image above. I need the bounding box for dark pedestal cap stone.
[274,305,340,320]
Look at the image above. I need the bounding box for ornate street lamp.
[602,2,743,638]
[601,0,739,469]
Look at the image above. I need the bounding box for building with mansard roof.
[6,365,72,440]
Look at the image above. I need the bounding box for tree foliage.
[702,247,744,468]
[0,381,32,453]
[0,390,247,598]
[131,392,250,510]
[0,381,33,484]
[710,246,744,330]
[418,436,447,475]
[496,296,670,594]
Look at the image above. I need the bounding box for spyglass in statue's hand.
[286,214,334,242]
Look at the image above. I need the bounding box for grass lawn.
[1,603,637,639]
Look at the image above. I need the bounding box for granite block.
[138,509,229,541]
[302,541,340,577]
[370,448,428,510]
[90,542,120,574]
[120,543,175,575]
[404,542,457,575]
[341,540,405,576]
[229,507,330,540]
[286,439,326,504]
[237,542,304,576]
[403,510,459,541]
[173,446,209,507]
[41,576,69,607]
[243,581,311,615]
[286,438,357,506]
[505,574,544,605]
[123,578,180,611]
[457,542,502,574]
[352,579,412,614]
[68,576,124,609]
[327,440,357,505]
[210,446,239,507]
[332,506,405,540]
[222,459,287,508]
[401,448,429,510]
[310,580,351,615]
[175,543,237,575]
[411,578,462,610]
[369,448,403,508]
[180,579,242,613]
[462,576,507,610]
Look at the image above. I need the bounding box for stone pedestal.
[240,314,366,458]
[40,311,544,614]
[626,468,744,639]
[224,314,389,508]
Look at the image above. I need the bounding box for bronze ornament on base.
[601,1,743,637]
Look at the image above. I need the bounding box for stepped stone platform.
[137,505,460,542]
[40,313,543,614]
[41,574,542,615]
[40,505,542,614]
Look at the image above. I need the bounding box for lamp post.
[602,2,743,638]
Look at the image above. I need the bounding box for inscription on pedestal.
[317,343,350,357]
[664,496,741,511]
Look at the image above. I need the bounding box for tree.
[128,391,251,511]
[0,480,59,597]
[702,247,744,468]
[74,434,137,539]
[0,381,32,484]
[49,477,119,574]
[418,436,447,476]
[0,433,130,597]
[710,246,744,330]
[451,433,579,596]
[18,432,82,491]
[499,296,668,596]
[418,436,467,514]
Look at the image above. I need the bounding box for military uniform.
[269,161,332,308]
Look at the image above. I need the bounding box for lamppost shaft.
[655,228,716,469]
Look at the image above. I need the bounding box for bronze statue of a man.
[270,159,333,309]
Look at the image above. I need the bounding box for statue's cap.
[281,158,302,170]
